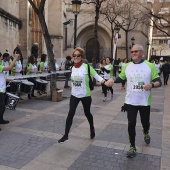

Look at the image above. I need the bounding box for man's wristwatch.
[151,83,154,88]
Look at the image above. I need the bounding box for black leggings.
[126,104,150,147]
[64,95,94,136]
[0,93,6,121]
[102,83,113,97]
[163,72,169,84]
[122,80,126,87]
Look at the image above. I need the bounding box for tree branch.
[39,0,46,13]
[28,0,39,15]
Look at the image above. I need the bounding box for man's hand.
[105,78,114,87]
[121,104,127,112]
[142,84,152,91]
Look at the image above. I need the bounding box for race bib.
[132,82,144,92]
[72,80,83,89]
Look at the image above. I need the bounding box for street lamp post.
[72,0,82,49]
[114,25,120,60]
[131,37,135,47]
[129,37,135,49]
[146,42,150,59]
[152,47,154,56]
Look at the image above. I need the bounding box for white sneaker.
[103,98,107,102]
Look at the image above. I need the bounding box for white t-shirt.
[0,65,6,93]
[13,60,22,76]
[2,60,9,77]
[103,64,113,80]
[154,63,161,74]
[119,60,159,106]
[71,63,103,98]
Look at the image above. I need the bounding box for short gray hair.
[133,44,144,51]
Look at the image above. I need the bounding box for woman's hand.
[105,78,114,87]
[100,64,103,68]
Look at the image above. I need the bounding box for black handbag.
[87,64,94,91]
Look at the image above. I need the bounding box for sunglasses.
[131,50,141,53]
[73,54,81,57]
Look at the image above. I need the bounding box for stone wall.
[0,0,20,55]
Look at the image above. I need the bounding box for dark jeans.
[0,93,6,121]
[113,66,118,77]
[64,95,94,136]
[64,73,71,87]
[163,72,169,85]
[126,104,150,147]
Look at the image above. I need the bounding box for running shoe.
[121,86,125,90]
[126,146,137,158]
[143,132,151,144]
[58,135,68,143]
[111,94,113,99]
[103,98,107,102]
[90,128,95,139]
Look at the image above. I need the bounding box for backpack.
[87,64,94,91]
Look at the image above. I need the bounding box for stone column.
[48,0,64,65]
[19,0,29,65]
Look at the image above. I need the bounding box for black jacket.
[65,60,73,70]
[161,63,170,73]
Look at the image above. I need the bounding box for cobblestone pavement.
[0,78,169,170]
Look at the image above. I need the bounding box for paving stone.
[68,145,161,170]
[18,115,84,134]
[16,99,55,110]
[96,123,162,149]
[4,109,33,122]
[0,131,56,169]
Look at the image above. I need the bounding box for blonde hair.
[72,47,85,59]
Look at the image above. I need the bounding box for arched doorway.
[85,38,100,63]
[30,0,43,57]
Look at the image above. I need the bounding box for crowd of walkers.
[57,44,169,159]
[0,43,170,160]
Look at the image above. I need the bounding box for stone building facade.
[151,0,170,59]
[0,0,149,65]
[0,0,20,54]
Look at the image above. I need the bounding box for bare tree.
[136,0,170,36]
[28,0,56,99]
[83,0,105,67]
[101,0,145,59]
[119,1,148,58]
[101,0,121,58]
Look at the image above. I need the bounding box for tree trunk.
[93,1,100,68]
[125,31,129,60]
[38,14,57,98]
[28,0,57,100]
[111,25,114,59]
